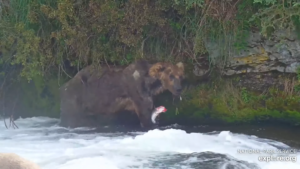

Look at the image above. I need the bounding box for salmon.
[151,106,167,124]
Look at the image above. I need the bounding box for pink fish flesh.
[151,106,167,124]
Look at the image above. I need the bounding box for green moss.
[18,74,68,118]
[159,77,300,126]
[295,67,300,92]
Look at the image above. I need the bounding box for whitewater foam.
[0,117,299,169]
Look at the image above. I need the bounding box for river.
[0,117,299,169]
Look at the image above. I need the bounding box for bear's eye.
[169,74,175,80]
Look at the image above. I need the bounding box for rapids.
[0,117,299,169]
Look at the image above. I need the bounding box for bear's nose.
[176,88,182,92]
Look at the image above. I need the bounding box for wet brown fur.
[59,59,184,128]
[0,153,41,169]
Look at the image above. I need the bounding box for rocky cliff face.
[173,30,300,126]
[193,29,300,77]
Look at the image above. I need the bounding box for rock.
[203,29,300,76]
[228,72,296,92]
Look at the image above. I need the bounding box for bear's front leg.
[137,107,154,128]
[133,98,156,129]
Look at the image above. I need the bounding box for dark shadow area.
[110,110,141,127]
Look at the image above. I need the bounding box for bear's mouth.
[172,91,182,97]
[172,93,182,102]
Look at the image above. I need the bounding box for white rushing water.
[0,117,299,169]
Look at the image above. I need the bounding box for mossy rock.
[154,75,300,126]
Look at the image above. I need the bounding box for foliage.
[250,0,300,37]
[2,0,296,81]
[163,77,300,125]
[295,66,300,92]
[18,73,67,117]
[1,0,300,118]
[0,0,298,77]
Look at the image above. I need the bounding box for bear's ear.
[149,63,166,78]
[176,62,184,72]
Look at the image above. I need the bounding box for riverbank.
[1,69,299,128]
[155,70,300,127]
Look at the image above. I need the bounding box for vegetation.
[1,0,299,79]
[159,72,300,126]
[0,0,299,123]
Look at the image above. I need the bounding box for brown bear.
[0,153,41,169]
[59,59,184,128]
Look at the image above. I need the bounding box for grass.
[159,73,300,126]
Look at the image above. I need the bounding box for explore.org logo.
[258,155,297,162]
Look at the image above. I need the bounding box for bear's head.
[149,62,185,96]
